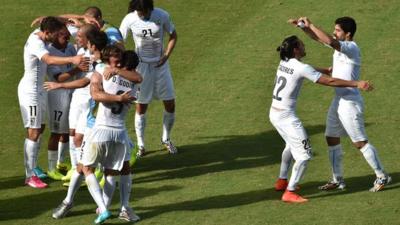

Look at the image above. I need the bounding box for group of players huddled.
[18,0,177,223]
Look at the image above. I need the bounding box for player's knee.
[326,136,340,146]
[353,140,368,149]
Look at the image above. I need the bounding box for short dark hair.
[128,0,154,13]
[121,50,139,71]
[40,16,65,33]
[85,6,102,19]
[101,45,124,64]
[276,35,301,61]
[335,17,357,38]
[87,30,108,51]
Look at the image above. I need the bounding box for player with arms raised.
[270,35,372,203]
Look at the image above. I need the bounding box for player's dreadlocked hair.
[276,35,301,61]
[128,0,154,13]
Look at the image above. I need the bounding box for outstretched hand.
[358,80,374,91]
[44,82,61,91]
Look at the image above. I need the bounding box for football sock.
[279,145,292,179]
[48,150,58,171]
[135,112,146,148]
[360,143,385,177]
[25,139,39,178]
[328,144,343,182]
[64,170,84,204]
[69,139,78,169]
[287,160,308,191]
[57,141,69,164]
[162,111,175,142]
[86,173,107,213]
[103,175,117,208]
[119,174,132,210]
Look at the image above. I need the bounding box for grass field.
[1,0,400,224]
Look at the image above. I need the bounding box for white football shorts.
[269,107,312,161]
[47,89,71,133]
[325,96,368,142]
[18,86,47,129]
[69,94,90,130]
[80,126,132,171]
[136,61,175,104]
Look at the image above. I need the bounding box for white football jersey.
[47,43,76,82]
[119,8,175,63]
[20,29,49,96]
[332,41,361,97]
[71,48,95,98]
[271,58,322,110]
[94,64,134,128]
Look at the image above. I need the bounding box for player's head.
[121,50,139,71]
[128,0,154,15]
[101,45,124,68]
[76,24,98,49]
[84,6,102,21]
[87,30,108,54]
[40,16,66,43]
[53,26,71,49]
[277,35,305,61]
[334,17,356,41]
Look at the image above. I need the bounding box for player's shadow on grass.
[0,175,26,191]
[135,186,282,220]
[302,171,400,199]
[134,172,399,220]
[133,125,325,184]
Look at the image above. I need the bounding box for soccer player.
[120,0,178,156]
[290,17,391,192]
[270,35,372,203]
[46,25,83,180]
[82,45,140,224]
[18,16,84,188]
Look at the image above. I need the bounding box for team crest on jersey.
[30,117,36,126]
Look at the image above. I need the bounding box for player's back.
[94,63,134,128]
[271,58,321,110]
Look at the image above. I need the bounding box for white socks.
[135,113,146,148]
[360,143,385,177]
[119,174,132,210]
[48,150,58,171]
[86,173,107,213]
[287,160,308,191]
[328,144,343,183]
[103,175,117,208]
[24,139,39,178]
[69,137,78,169]
[162,111,175,142]
[64,170,84,204]
[279,145,292,179]
[57,141,69,164]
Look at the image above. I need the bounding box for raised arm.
[102,67,142,83]
[289,17,341,51]
[90,72,135,103]
[42,54,84,66]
